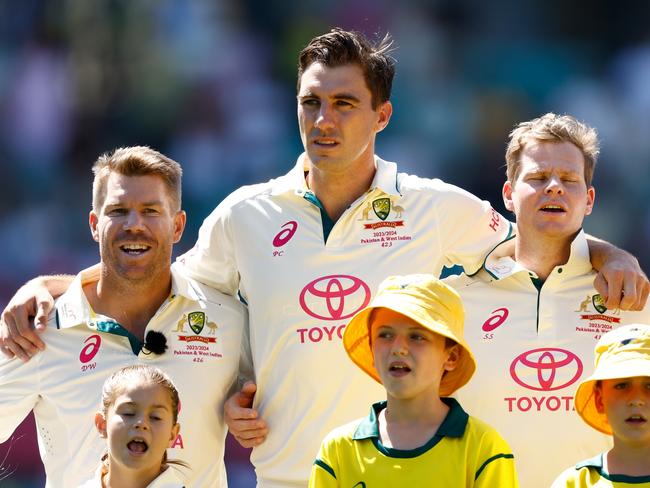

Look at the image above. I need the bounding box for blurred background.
[1,0,650,486]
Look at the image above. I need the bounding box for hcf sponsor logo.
[297,275,371,344]
[504,348,583,412]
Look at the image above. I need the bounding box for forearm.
[584,232,649,310]
[31,274,75,299]
[585,233,622,272]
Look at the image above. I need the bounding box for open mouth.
[313,138,339,147]
[625,414,647,424]
[539,204,565,213]
[389,363,411,375]
[127,439,149,453]
[119,244,152,255]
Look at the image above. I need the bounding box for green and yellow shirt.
[553,455,650,487]
[309,398,518,487]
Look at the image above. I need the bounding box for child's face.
[96,380,180,476]
[370,308,459,401]
[595,376,650,445]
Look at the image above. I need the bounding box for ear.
[375,101,393,133]
[443,344,460,372]
[169,423,181,446]
[89,211,100,242]
[584,186,595,216]
[172,211,187,244]
[95,412,107,438]
[502,181,515,213]
[594,384,605,414]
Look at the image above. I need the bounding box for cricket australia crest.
[592,294,607,314]
[372,198,391,221]
[187,311,205,334]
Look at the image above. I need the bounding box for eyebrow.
[105,200,165,208]
[298,92,362,104]
[119,402,170,411]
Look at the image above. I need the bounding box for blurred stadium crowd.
[1,0,650,486]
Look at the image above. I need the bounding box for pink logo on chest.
[273,221,298,247]
[299,275,371,320]
[80,334,102,363]
[510,348,583,391]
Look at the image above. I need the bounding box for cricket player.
[1,30,647,487]
[450,113,650,488]
[0,147,246,486]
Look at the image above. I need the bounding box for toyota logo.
[299,275,371,321]
[510,348,583,391]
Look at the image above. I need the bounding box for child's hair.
[101,364,180,422]
[99,364,188,473]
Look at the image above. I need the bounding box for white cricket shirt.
[0,266,246,487]
[176,154,512,487]
[449,231,650,488]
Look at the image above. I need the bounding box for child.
[309,274,519,487]
[80,365,187,488]
[552,324,650,487]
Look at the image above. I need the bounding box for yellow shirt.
[309,398,518,487]
[553,455,650,487]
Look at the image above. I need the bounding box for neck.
[606,441,650,476]
[104,466,163,488]
[85,267,172,341]
[305,153,376,222]
[514,233,575,281]
[378,394,449,450]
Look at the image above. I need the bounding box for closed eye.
[300,98,320,107]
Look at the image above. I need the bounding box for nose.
[391,335,408,356]
[124,210,145,231]
[628,397,646,407]
[314,103,335,131]
[134,415,150,430]
[544,175,564,195]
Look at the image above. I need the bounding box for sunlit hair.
[505,113,599,186]
[99,365,188,473]
[297,28,396,109]
[92,146,182,212]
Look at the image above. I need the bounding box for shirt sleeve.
[174,194,240,297]
[473,427,519,488]
[308,436,340,488]
[0,353,40,442]
[550,466,580,488]
[434,183,512,275]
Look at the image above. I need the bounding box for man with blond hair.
[450,113,650,488]
[0,147,246,486]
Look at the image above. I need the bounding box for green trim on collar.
[530,276,544,291]
[94,319,143,355]
[576,453,650,483]
[480,226,516,280]
[303,190,335,244]
[353,397,469,458]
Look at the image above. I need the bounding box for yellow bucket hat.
[343,274,476,397]
[574,324,650,435]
